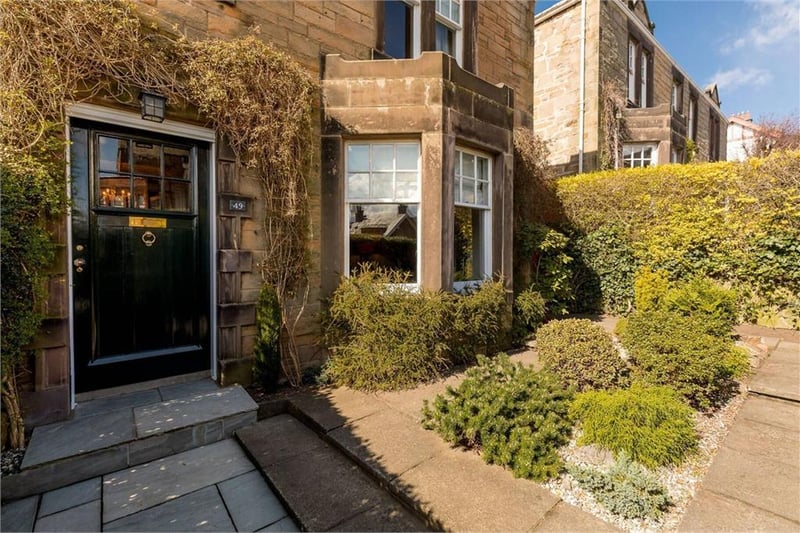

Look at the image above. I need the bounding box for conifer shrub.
[568,452,672,519]
[620,310,749,409]
[570,385,698,468]
[323,269,508,390]
[536,319,629,391]
[421,354,574,481]
[512,287,547,342]
[663,277,738,337]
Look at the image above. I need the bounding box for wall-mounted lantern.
[139,92,167,123]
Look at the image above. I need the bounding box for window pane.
[450,0,461,24]
[349,204,417,282]
[384,0,411,59]
[396,172,418,201]
[132,142,161,176]
[347,145,369,172]
[371,171,394,199]
[454,206,484,282]
[164,180,191,211]
[347,172,369,198]
[462,177,475,204]
[372,144,395,171]
[435,23,453,55]
[454,176,462,203]
[477,156,489,180]
[98,173,130,208]
[133,177,161,210]
[461,152,475,177]
[476,181,488,206]
[164,146,190,179]
[396,144,419,170]
[98,136,129,173]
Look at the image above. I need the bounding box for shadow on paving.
[238,354,616,533]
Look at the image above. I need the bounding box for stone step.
[2,381,257,501]
[236,414,429,532]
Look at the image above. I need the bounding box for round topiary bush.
[570,384,698,468]
[536,318,629,391]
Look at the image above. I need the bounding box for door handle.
[73,258,86,272]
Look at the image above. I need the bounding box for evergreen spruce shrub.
[568,452,672,519]
[421,354,574,481]
[512,287,546,343]
[536,319,629,391]
[570,385,698,468]
[663,277,737,337]
[253,284,282,392]
[620,310,749,409]
[323,268,508,390]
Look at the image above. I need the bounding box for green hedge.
[323,268,509,390]
[554,151,800,325]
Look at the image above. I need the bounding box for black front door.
[71,120,211,393]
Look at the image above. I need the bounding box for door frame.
[66,103,217,407]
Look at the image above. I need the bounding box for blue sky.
[535,0,800,121]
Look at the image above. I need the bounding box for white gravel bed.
[545,382,748,532]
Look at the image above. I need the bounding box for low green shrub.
[570,385,698,468]
[323,268,509,390]
[536,319,629,391]
[620,310,749,409]
[253,284,282,391]
[568,452,672,519]
[663,277,737,337]
[634,267,671,313]
[422,354,574,481]
[513,287,547,342]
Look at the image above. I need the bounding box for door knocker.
[141,231,157,247]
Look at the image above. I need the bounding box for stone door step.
[2,380,257,501]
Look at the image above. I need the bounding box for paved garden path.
[679,330,800,532]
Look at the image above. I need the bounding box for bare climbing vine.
[1,0,317,446]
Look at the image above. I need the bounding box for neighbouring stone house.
[533,0,727,174]
[22,0,535,428]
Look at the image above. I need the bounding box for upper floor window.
[623,143,657,168]
[627,37,650,108]
[384,0,420,59]
[688,96,698,141]
[454,148,491,289]
[709,112,721,161]
[672,79,684,115]
[346,142,421,283]
[435,0,462,63]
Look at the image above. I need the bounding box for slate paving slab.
[103,485,235,532]
[217,471,288,531]
[38,477,101,518]
[33,499,101,532]
[0,495,39,532]
[102,439,254,523]
[259,516,300,532]
[21,408,134,468]
[134,385,256,436]
[159,379,221,402]
[71,389,161,419]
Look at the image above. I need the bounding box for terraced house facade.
[24,0,535,427]
[534,0,727,174]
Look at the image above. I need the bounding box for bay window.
[453,148,491,289]
[346,142,421,282]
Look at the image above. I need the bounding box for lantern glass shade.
[139,92,166,122]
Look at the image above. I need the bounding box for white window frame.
[688,96,697,141]
[623,143,658,168]
[344,141,422,287]
[627,38,638,105]
[434,0,463,65]
[453,146,492,292]
[640,49,649,108]
[672,79,683,115]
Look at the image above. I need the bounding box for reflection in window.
[95,135,192,212]
[346,141,420,283]
[349,204,418,282]
[434,0,461,62]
